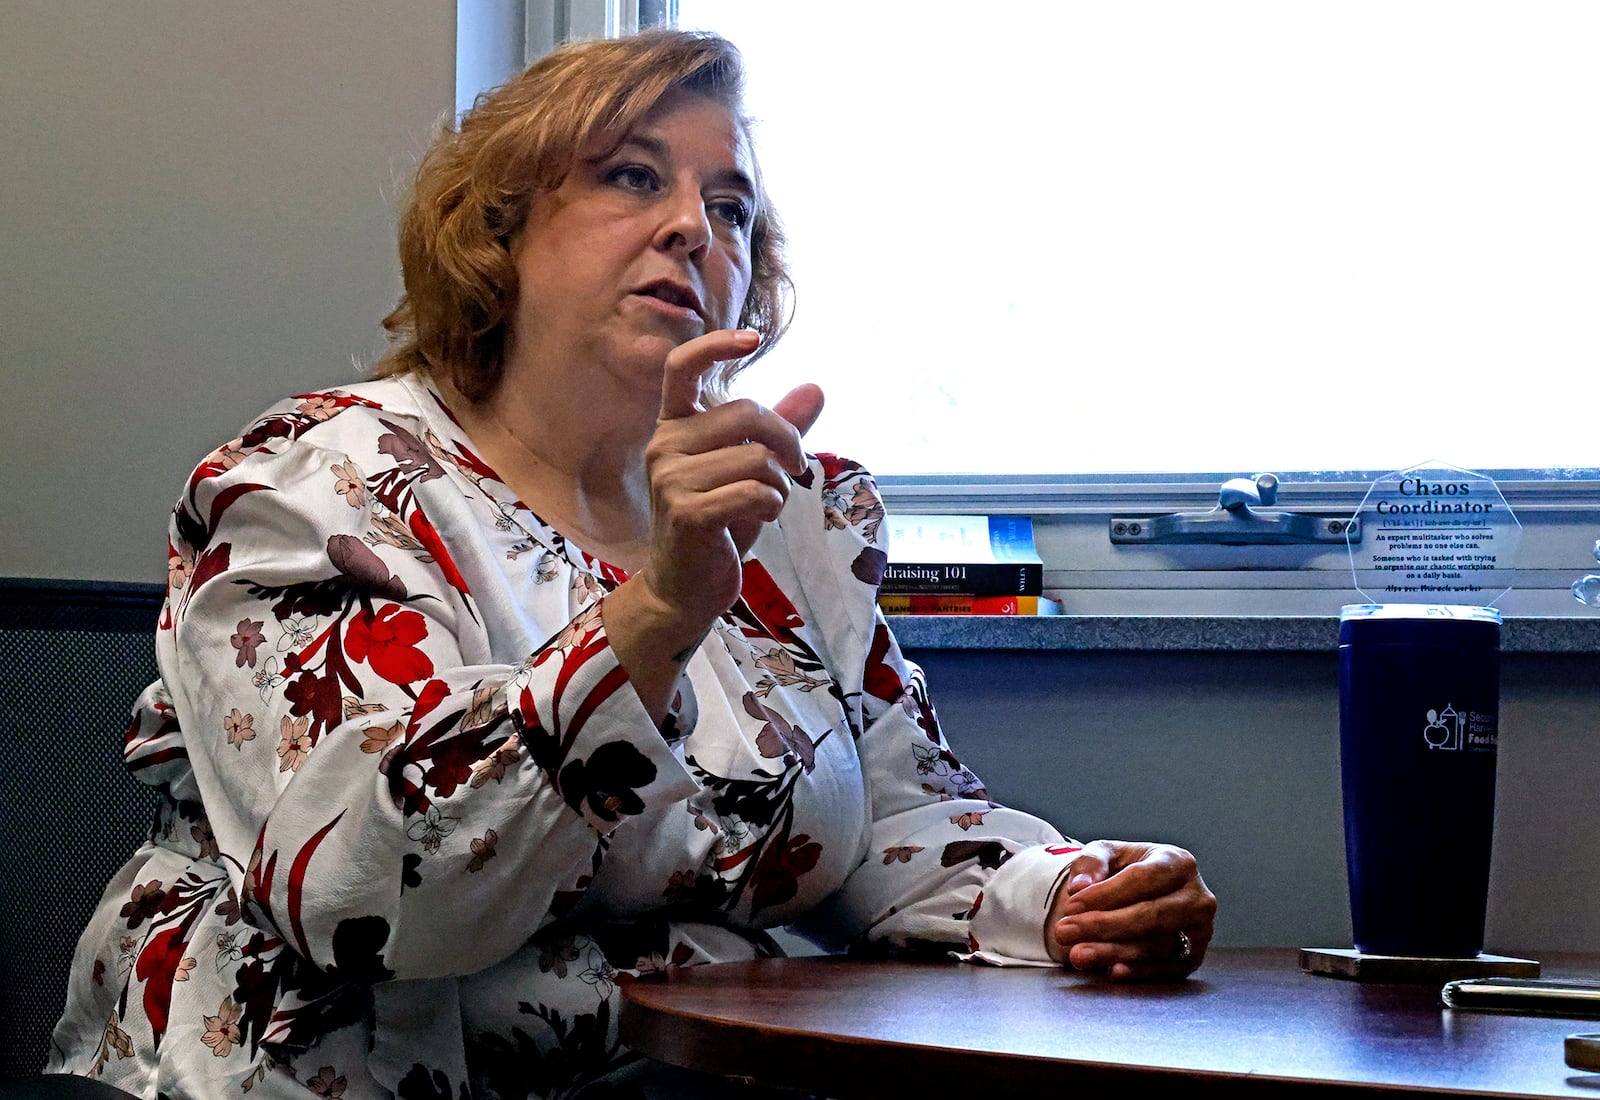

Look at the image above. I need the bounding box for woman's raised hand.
[603,329,823,721]
[644,328,824,625]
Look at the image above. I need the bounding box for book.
[881,515,1044,596]
[878,594,1062,616]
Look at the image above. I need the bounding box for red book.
[877,594,1062,616]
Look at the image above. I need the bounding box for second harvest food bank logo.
[1423,704,1497,751]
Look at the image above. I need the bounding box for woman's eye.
[708,199,751,230]
[609,165,658,191]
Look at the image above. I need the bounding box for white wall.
[1,1,454,582]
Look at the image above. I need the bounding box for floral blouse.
[47,374,1080,1100]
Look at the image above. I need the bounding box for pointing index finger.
[658,329,762,422]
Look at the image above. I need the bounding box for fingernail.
[1055,920,1082,941]
[1059,901,1086,918]
[1067,874,1094,894]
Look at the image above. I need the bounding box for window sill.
[885,613,1600,654]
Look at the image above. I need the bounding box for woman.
[47,30,1215,1099]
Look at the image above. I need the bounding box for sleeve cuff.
[956,843,1082,967]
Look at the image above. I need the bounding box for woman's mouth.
[631,279,705,323]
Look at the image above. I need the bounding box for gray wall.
[1,1,454,583]
[912,646,1600,955]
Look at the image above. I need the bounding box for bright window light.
[677,1,1600,476]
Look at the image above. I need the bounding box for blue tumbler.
[1338,604,1501,957]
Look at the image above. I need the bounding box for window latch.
[1110,473,1360,546]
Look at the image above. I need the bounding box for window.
[676,1,1600,479]
[488,2,1600,617]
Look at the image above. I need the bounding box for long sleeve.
[158,391,697,987]
[778,456,1082,964]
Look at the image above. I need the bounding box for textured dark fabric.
[0,582,163,1080]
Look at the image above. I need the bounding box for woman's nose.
[653,190,712,257]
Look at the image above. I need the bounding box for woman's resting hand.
[1046,839,1218,980]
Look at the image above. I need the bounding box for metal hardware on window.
[1110,473,1360,546]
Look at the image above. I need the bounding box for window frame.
[872,471,1600,618]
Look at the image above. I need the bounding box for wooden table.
[619,948,1600,1097]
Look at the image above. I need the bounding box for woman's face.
[503,90,757,402]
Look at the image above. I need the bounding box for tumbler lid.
[1339,603,1502,644]
[1340,604,1503,624]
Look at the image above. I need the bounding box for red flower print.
[740,560,805,641]
[344,603,434,685]
[817,453,859,482]
[861,623,903,702]
[882,845,924,865]
[407,508,470,596]
[230,619,266,668]
[405,679,451,738]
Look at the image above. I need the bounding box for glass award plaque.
[1346,462,1521,607]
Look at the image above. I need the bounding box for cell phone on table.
[1440,976,1600,1018]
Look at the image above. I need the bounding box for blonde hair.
[373,30,791,402]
